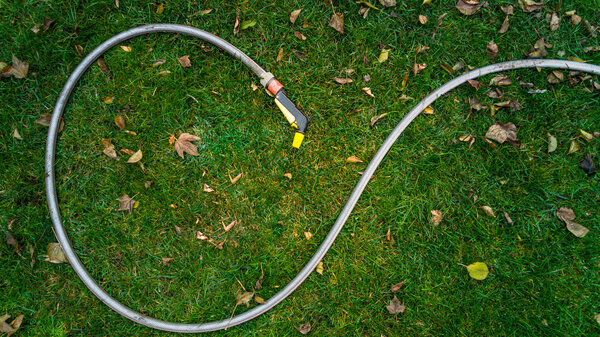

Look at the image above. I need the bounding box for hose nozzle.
[267,79,309,149]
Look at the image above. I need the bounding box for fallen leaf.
[229,173,243,184]
[276,48,284,62]
[456,0,483,16]
[236,291,254,307]
[161,257,174,266]
[290,9,302,24]
[6,232,19,254]
[0,314,24,336]
[316,261,324,274]
[485,122,517,144]
[358,6,371,19]
[233,10,240,35]
[398,94,413,101]
[74,44,84,56]
[284,172,292,179]
[119,45,132,52]
[379,0,397,7]
[156,3,164,14]
[430,210,443,226]
[386,228,391,241]
[467,79,482,90]
[203,183,215,193]
[255,274,264,290]
[527,38,551,58]
[223,220,237,232]
[501,5,514,15]
[8,55,29,79]
[178,55,191,68]
[571,14,582,25]
[519,0,544,13]
[595,313,600,325]
[240,20,256,30]
[347,155,363,163]
[547,70,564,84]
[423,106,434,115]
[468,97,486,111]
[489,75,512,86]
[487,40,498,58]
[391,280,406,292]
[174,133,201,158]
[97,57,112,77]
[503,211,514,225]
[422,0,432,4]
[114,115,125,129]
[580,130,594,142]
[481,206,495,217]
[357,0,381,10]
[333,77,353,84]
[418,15,428,24]
[196,231,208,240]
[556,207,589,238]
[46,242,68,263]
[415,45,430,55]
[294,31,307,40]
[31,23,41,33]
[296,323,312,335]
[568,140,580,154]
[580,154,596,176]
[547,133,557,153]
[328,13,344,34]
[152,59,166,68]
[157,70,171,76]
[116,194,136,213]
[292,50,305,59]
[378,48,390,63]
[465,262,489,280]
[370,113,388,127]
[304,231,313,240]
[101,139,119,160]
[362,87,375,97]
[199,9,212,15]
[549,12,560,31]
[11,129,22,140]
[126,150,143,164]
[413,63,427,75]
[498,16,510,33]
[386,296,405,314]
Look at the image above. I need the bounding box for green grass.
[1,0,600,335]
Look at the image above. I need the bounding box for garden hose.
[45,24,600,333]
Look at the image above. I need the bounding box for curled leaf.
[370,113,388,127]
[481,206,495,217]
[126,149,143,164]
[346,155,363,163]
[547,133,557,153]
[430,210,443,226]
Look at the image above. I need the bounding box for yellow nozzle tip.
[292,133,305,149]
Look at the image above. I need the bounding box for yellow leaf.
[103,96,114,104]
[568,140,580,154]
[156,3,164,14]
[346,155,363,163]
[304,231,313,240]
[580,129,594,142]
[126,150,143,163]
[422,0,432,4]
[316,261,324,275]
[378,49,390,63]
[423,106,434,114]
[466,262,489,280]
[119,45,132,52]
[276,48,284,62]
[284,172,292,179]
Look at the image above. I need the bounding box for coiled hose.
[45,24,600,333]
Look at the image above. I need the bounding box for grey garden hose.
[44,23,600,333]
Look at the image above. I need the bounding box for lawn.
[1,0,599,335]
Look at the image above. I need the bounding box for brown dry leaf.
[46,242,68,263]
[290,9,302,24]
[304,231,313,240]
[152,59,166,68]
[203,183,215,193]
[233,10,240,35]
[481,206,496,217]
[468,97,486,111]
[430,210,443,226]
[370,113,388,127]
[362,87,375,98]
[415,45,430,55]
[487,40,498,58]
[485,122,517,144]
[547,70,564,84]
[254,274,264,290]
[6,232,19,254]
[0,314,24,336]
[549,12,560,31]
[386,296,405,314]
[456,0,483,16]
[7,55,29,79]
[223,220,237,232]
[236,291,254,307]
[296,323,312,335]
[527,38,551,58]
[174,133,201,158]
[391,280,407,292]
[467,79,482,90]
[328,13,344,34]
[229,173,243,184]
[413,63,427,75]
[556,207,589,238]
[161,257,174,266]
[97,57,112,77]
[114,115,125,130]
[399,94,413,101]
[276,48,284,62]
[74,44,84,56]
[347,155,363,163]
[101,139,119,160]
[333,77,353,84]
[178,55,191,68]
[294,31,307,40]
[386,228,391,241]
[498,16,510,33]
[196,231,208,240]
[519,0,544,13]
[489,75,512,86]
[116,194,136,213]
[501,5,514,15]
[594,313,600,325]
[503,211,514,225]
[379,0,397,7]
[418,15,428,24]
[571,14,582,25]
[126,150,143,164]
